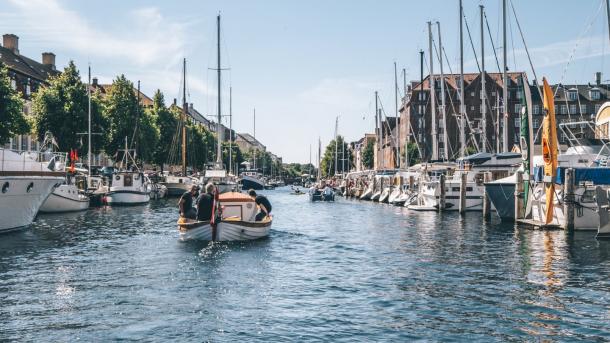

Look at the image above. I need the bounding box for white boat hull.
[0,176,63,232]
[106,191,150,205]
[178,219,271,241]
[39,184,89,213]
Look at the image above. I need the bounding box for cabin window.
[124,174,133,187]
[581,189,596,203]
[466,187,473,192]
[452,187,460,192]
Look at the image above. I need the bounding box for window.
[532,104,540,115]
[470,105,475,111]
[470,91,475,97]
[21,135,28,151]
[516,91,522,100]
[491,91,496,96]
[568,90,578,101]
[419,92,426,101]
[595,104,602,113]
[581,104,587,113]
[559,104,567,115]
[514,104,523,114]
[438,120,444,129]
[590,89,601,100]
[533,119,540,129]
[418,133,423,142]
[10,78,16,90]
[439,148,445,158]
[569,104,577,114]
[514,118,520,128]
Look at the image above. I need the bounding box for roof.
[237,133,266,149]
[0,45,59,82]
[531,83,610,102]
[91,83,153,107]
[410,71,526,92]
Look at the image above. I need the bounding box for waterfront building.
[235,133,266,153]
[1,33,59,152]
[399,71,608,166]
[351,133,376,172]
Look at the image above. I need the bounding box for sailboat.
[240,108,265,190]
[203,14,237,194]
[161,58,199,196]
[39,151,90,213]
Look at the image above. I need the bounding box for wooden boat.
[177,191,272,241]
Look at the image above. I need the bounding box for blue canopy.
[533,166,610,185]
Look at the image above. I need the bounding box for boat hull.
[0,176,63,232]
[106,191,150,205]
[241,176,265,190]
[39,185,89,213]
[177,219,271,241]
[484,182,515,221]
[163,182,191,196]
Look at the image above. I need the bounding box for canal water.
[1,187,609,342]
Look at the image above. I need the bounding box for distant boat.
[0,149,64,232]
[105,138,150,205]
[39,153,90,213]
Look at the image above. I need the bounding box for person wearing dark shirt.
[248,189,272,221]
[196,183,216,221]
[179,185,198,219]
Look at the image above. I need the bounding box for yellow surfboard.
[541,78,558,224]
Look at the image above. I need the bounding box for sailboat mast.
[459,0,466,158]
[375,91,379,168]
[502,0,508,152]
[318,138,321,180]
[394,61,399,168]
[606,0,610,45]
[253,108,256,170]
[437,21,448,161]
[334,116,338,176]
[87,65,92,175]
[480,5,487,153]
[428,21,437,161]
[216,14,223,165]
[181,58,187,175]
[229,87,233,174]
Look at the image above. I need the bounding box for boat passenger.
[179,185,198,219]
[248,189,272,221]
[196,183,215,221]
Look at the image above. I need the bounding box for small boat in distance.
[105,138,150,206]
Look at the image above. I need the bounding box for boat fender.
[2,182,9,193]
[115,175,120,181]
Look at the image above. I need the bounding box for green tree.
[221,141,243,172]
[187,123,215,171]
[406,142,420,166]
[103,75,154,162]
[32,61,105,153]
[320,135,353,177]
[150,90,178,167]
[0,62,28,145]
[362,139,375,169]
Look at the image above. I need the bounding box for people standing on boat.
[178,185,198,219]
[248,189,272,221]
[196,183,216,221]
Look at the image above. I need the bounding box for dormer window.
[10,78,16,90]
[568,88,578,101]
[590,88,601,100]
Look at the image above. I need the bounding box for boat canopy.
[534,166,610,185]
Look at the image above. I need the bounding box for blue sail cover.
[533,166,610,185]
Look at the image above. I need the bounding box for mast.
[502,0,508,152]
[181,58,187,175]
[334,116,338,176]
[459,0,466,158]
[437,21,448,161]
[606,0,610,45]
[480,5,487,153]
[420,50,425,160]
[428,21,437,161]
[394,61,399,168]
[309,144,312,180]
[375,91,379,169]
[403,67,409,169]
[229,87,233,174]
[216,14,223,166]
[253,108,256,170]
[87,65,91,175]
[318,138,321,180]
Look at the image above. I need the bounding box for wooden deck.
[516,219,563,230]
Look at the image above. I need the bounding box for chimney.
[3,34,19,54]
[596,72,602,86]
[92,77,98,87]
[41,52,56,70]
[173,98,177,106]
[189,103,194,110]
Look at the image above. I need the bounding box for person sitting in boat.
[196,183,215,222]
[178,185,198,219]
[248,189,272,221]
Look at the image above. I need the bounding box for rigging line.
[509,0,543,101]
[462,12,481,73]
[508,6,517,72]
[484,12,502,73]
[557,0,604,85]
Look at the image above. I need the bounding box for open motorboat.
[240,168,265,190]
[309,184,335,202]
[177,191,272,241]
[106,171,150,205]
[40,174,89,213]
[160,172,198,196]
[0,149,64,232]
[201,164,238,194]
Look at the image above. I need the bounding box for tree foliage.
[150,90,178,167]
[32,61,105,153]
[187,123,215,171]
[221,141,244,173]
[362,139,375,169]
[406,142,420,166]
[320,135,353,177]
[0,61,28,145]
[103,75,159,162]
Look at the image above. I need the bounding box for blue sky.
[1,0,609,163]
